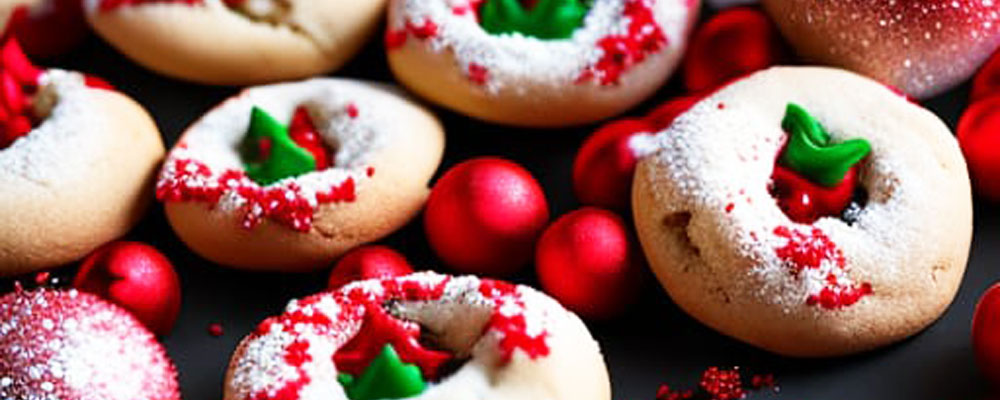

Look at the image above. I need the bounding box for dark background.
[14,9,999,399]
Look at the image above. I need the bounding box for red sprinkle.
[773,226,872,309]
[577,0,667,85]
[654,367,779,400]
[345,103,359,118]
[33,272,50,286]
[208,323,224,337]
[467,63,489,85]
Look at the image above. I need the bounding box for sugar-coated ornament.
[536,207,643,319]
[974,283,1000,385]
[328,245,415,289]
[958,94,1000,202]
[424,158,549,276]
[682,6,785,93]
[762,0,1000,98]
[74,241,182,337]
[0,287,179,400]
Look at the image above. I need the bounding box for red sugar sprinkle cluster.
[773,226,873,309]
[577,0,667,85]
[156,158,358,232]
[654,367,777,400]
[243,275,550,400]
[384,19,440,49]
[0,39,41,149]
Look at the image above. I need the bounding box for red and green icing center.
[156,105,367,233]
[0,38,114,150]
[245,276,550,400]
[769,103,871,224]
[384,0,665,86]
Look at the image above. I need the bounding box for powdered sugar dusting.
[0,288,179,400]
[226,272,562,400]
[388,0,690,92]
[642,67,945,314]
[157,79,396,232]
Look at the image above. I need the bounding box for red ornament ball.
[0,288,179,400]
[74,241,182,337]
[974,283,1000,385]
[573,119,656,210]
[6,0,89,58]
[424,157,549,276]
[535,207,643,319]
[972,49,1000,103]
[327,245,415,289]
[762,0,1000,99]
[682,6,786,93]
[645,94,703,131]
[958,94,1000,202]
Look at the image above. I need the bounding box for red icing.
[288,106,330,169]
[156,158,357,232]
[577,0,666,85]
[467,63,489,85]
[769,165,857,224]
[773,226,872,309]
[385,19,440,49]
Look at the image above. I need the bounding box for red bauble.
[327,245,415,289]
[424,157,549,276]
[762,0,1000,99]
[535,208,643,319]
[972,49,1000,103]
[958,94,1000,202]
[974,283,1000,385]
[573,119,655,210]
[6,0,89,58]
[645,94,703,130]
[682,7,785,93]
[74,241,182,336]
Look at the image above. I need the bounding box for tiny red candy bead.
[327,245,415,289]
[573,119,655,210]
[424,157,549,277]
[535,207,643,319]
[958,94,1000,202]
[682,6,786,93]
[974,283,1000,385]
[74,241,182,337]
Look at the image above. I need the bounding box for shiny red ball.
[327,245,415,289]
[973,49,1000,103]
[7,0,89,58]
[535,208,643,319]
[645,94,703,131]
[573,119,655,210]
[682,7,785,93]
[958,94,1000,202]
[424,158,549,276]
[74,241,182,337]
[974,283,1000,385]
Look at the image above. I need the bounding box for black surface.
[23,23,999,400]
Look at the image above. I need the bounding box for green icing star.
[240,106,317,185]
[479,0,590,40]
[338,345,427,400]
[779,103,871,187]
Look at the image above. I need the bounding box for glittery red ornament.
[974,283,1000,385]
[682,7,785,93]
[573,119,655,210]
[5,0,89,58]
[74,241,182,337]
[958,94,1000,202]
[972,49,1000,103]
[0,288,179,400]
[327,245,415,289]
[535,208,643,319]
[424,158,549,276]
[762,0,1000,99]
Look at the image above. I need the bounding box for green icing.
[479,0,590,40]
[240,106,316,185]
[779,103,871,187]
[339,345,427,400]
